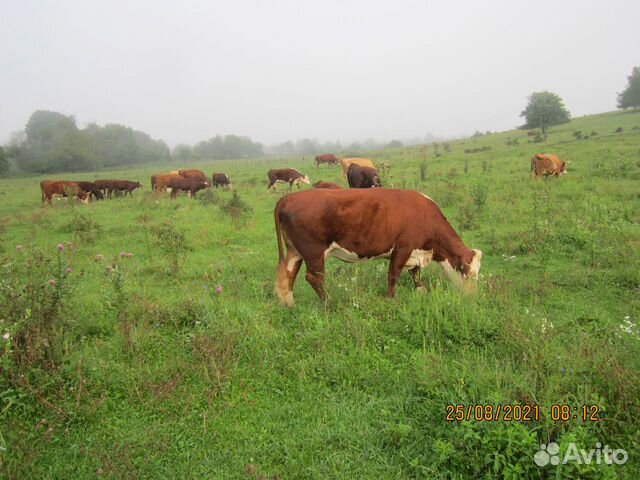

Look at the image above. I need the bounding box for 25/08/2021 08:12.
[445,404,603,422]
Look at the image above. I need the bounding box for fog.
[1,0,638,147]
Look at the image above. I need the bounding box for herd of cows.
[37,152,568,305]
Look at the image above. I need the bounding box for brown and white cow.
[313,181,342,189]
[151,173,182,193]
[267,169,311,191]
[74,181,104,200]
[347,164,381,188]
[340,157,376,178]
[212,172,233,189]
[274,189,482,306]
[178,169,208,182]
[315,154,340,167]
[168,177,209,199]
[530,154,567,179]
[40,180,90,205]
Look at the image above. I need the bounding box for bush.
[196,188,220,206]
[220,191,253,229]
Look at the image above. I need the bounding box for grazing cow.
[178,169,208,182]
[95,180,143,198]
[347,164,381,188]
[267,169,311,191]
[168,177,209,199]
[274,189,482,306]
[73,181,104,201]
[151,173,182,193]
[212,172,233,189]
[40,180,89,205]
[530,154,567,179]
[340,157,376,178]
[313,181,342,189]
[315,154,340,167]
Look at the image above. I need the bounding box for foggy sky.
[1,0,639,147]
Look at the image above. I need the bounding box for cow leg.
[387,250,412,298]
[276,251,303,307]
[304,258,327,301]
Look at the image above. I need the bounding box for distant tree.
[0,145,8,175]
[520,91,571,133]
[386,140,403,149]
[617,66,640,109]
[173,144,193,163]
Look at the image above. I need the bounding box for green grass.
[1,110,639,479]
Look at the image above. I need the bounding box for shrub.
[62,207,102,244]
[220,191,253,229]
[151,217,191,272]
[196,188,220,207]
[419,162,428,182]
[615,127,623,133]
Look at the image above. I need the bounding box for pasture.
[1,110,639,478]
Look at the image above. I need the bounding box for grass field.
[1,110,639,479]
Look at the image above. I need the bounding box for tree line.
[1,66,638,176]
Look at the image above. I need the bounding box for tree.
[520,91,571,133]
[0,145,8,176]
[617,66,640,109]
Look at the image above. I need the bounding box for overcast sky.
[1,0,638,147]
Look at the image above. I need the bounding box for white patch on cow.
[404,249,433,268]
[324,242,393,263]
[287,253,302,271]
[420,193,434,202]
[468,249,483,279]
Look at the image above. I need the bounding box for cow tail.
[274,199,285,265]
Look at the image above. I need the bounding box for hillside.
[1,110,639,479]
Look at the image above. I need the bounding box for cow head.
[136,182,143,189]
[225,183,234,191]
[372,175,382,188]
[78,191,90,204]
[301,175,311,185]
[559,162,568,175]
[440,249,482,293]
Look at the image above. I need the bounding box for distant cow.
[340,157,376,178]
[315,154,340,167]
[267,169,311,191]
[530,154,567,179]
[347,164,381,188]
[95,180,143,198]
[212,173,232,189]
[178,169,208,182]
[168,177,209,199]
[40,180,89,205]
[151,173,182,193]
[274,189,482,306]
[313,181,342,189]
[74,181,104,200]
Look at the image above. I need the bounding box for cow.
[212,172,233,190]
[40,180,89,205]
[95,180,143,198]
[168,177,209,199]
[530,154,567,179]
[340,157,376,178]
[178,169,208,182]
[151,173,182,193]
[74,181,104,200]
[315,154,340,167]
[273,189,482,306]
[313,181,342,189]
[347,164,381,188]
[267,169,311,191]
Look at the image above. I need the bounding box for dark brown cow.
[267,169,311,191]
[212,172,232,189]
[315,154,340,167]
[313,181,342,189]
[530,154,567,179]
[95,180,142,198]
[40,181,89,205]
[168,177,209,199]
[347,164,381,188]
[274,189,482,306]
[74,181,104,200]
[178,169,208,182]
[340,157,376,178]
